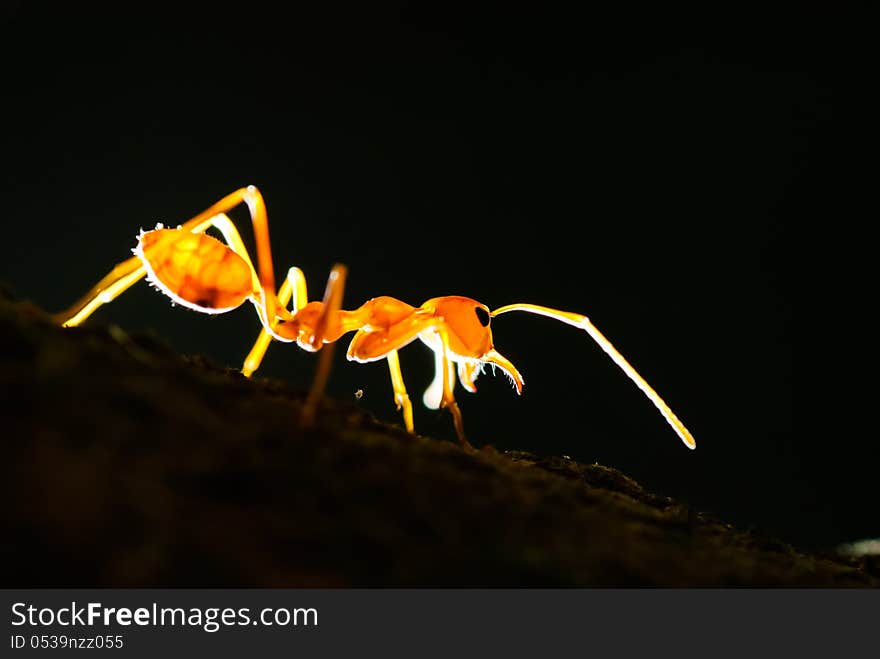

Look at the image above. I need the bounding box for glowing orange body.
[137,228,255,313]
[57,185,697,451]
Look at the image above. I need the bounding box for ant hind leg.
[301,264,348,427]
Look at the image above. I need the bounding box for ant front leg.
[436,326,472,450]
[419,327,473,450]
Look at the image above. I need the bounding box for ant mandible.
[55,186,696,451]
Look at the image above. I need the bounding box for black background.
[1,6,833,551]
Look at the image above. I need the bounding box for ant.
[55,186,696,451]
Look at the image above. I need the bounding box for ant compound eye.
[474,306,491,327]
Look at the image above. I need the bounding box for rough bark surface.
[1,289,875,587]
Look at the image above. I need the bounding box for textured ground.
[1,289,875,587]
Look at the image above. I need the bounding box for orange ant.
[56,186,696,450]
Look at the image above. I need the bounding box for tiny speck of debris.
[354,389,364,399]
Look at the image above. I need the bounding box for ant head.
[427,296,524,393]
[429,296,494,357]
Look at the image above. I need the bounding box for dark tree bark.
[1,289,874,587]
